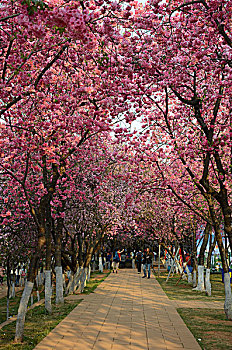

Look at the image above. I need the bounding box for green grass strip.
[177,308,232,350]
[0,270,110,349]
[156,271,225,301]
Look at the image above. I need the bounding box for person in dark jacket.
[106,251,112,270]
[112,250,120,273]
[136,250,142,274]
[142,248,153,279]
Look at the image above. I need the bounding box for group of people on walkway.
[101,249,132,273]
[135,247,153,279]
[110,247,154,279]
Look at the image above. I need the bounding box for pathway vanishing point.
[34,269,202,350]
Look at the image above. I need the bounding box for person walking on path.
[142,247,153,279]
[131,250,136,269]
[120,251,126,268]
[112,249,120,273]
[106,251,112,270]
[136,250,142,274]
[15,266,20,287]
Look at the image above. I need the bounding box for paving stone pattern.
[34,269,201,350]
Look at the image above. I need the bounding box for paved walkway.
[34,269,201,350]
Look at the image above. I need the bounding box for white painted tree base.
[183,263,193,284]
[10,283,15,298]
[192,270,197,288]
[87,265,91,282]
[224,273,232,320]
[65,272,74,295]
[99,257,103,273]
[55,266,64,304]
[15,281,34,342]
[205,269,211,296]
[45,270,52,314]
[192,265,205,292]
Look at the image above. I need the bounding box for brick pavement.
[34,269,201,350]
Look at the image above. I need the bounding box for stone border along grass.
[0,270,110,350]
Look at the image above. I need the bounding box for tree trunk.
[99,256,103,272]
[192,269,197,288]
[87,265,91,282]
[72,267,85,293]
[215,186,232,252]
[207,236,216,270]
[224,272,232,320]
[193,223,211,291]
[10,274,16,298]
[14,232,45,342]
[77,233,84,267]
[225,235,230,267]
[68,267,82,294]
[84,245,94,284]
[205,236,216,296]
[199,223,211,265]
[205,269,211,296]
[55,266,64,304]
[192,226,198,287]
[14,281,34,343]
[85,246,94,268]
[78,268,87,293]
[44,270,52,314]
[208,196,232,319]
[6,258,10,320]
[92,260,96,272]
[185,263,193,284]
[54,217,64,304]
[15,163,59,342]
[162,244,185,276]
[65,270,74,295]
[45,202,52,313]
[193,265,205,291]
[216,230,232,319]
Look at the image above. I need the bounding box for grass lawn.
[82,270,111,294]
[0,287,45,324]
[155,270,232,349]
[0,299,82,350]
[178,308,232,350]
[0,270,110,349]
[156,271,224,301]
[0,291,22,325]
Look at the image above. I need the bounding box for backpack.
[137,252,142,262]
[113,252,120,263]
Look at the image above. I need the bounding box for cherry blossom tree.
[125,0,232,319]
